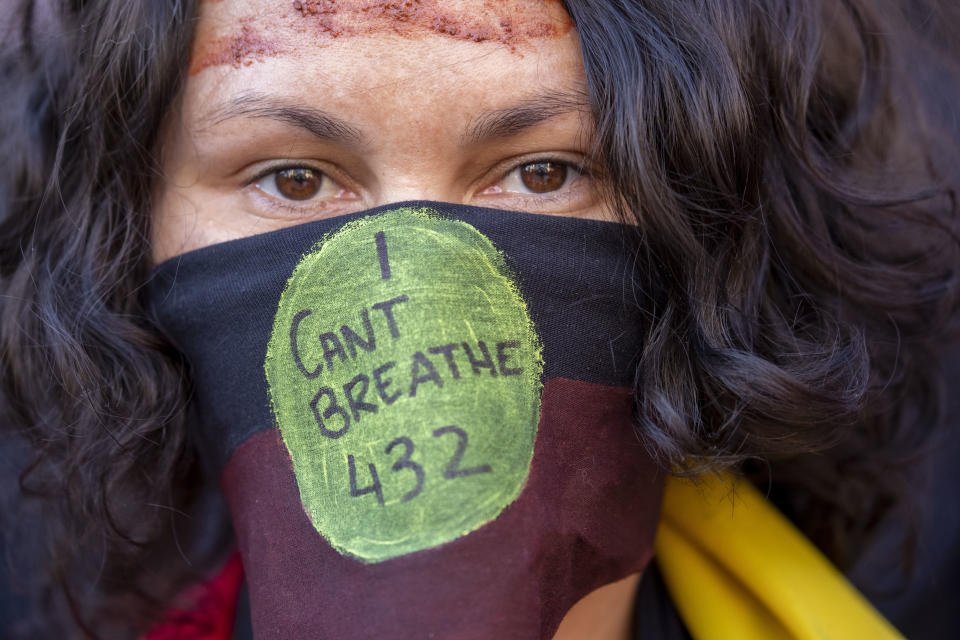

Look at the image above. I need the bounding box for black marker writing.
[290,309,322,379]
[375,231,391,280]
[348,426,492,506]
[372,295,409,339]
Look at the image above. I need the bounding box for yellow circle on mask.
[265,207,543,562]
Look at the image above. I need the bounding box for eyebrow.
[204,92,365,144]
[462,90,590,145]
[203,89,590,146]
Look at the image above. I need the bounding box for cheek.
[152,180,250,264]
[151,187,205,264]
[152,124,206,263]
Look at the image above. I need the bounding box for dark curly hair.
[1,0,958,637]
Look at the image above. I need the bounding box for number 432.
[347,425,492,506]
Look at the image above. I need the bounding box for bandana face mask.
[146,202,663,639]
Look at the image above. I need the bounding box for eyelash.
[248,163,336,195]
[490,158,587,196]
[246,157,589,205]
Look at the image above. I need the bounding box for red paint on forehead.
[192,0,571,74]
[290,0,570,45]
[190,20,285,74]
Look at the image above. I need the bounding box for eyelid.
[513,154,590,172]
[244,160,330,187]
[243,161,365,220]
[483,155,592,196]
[501,153,592,179]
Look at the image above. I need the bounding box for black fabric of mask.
[146,201,663,640]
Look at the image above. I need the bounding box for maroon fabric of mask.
[146,203,664,639]
[224,378,661,638]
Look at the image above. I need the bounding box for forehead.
[192,0,573,74]
[182,0,586,139]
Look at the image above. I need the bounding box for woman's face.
[152,0,609,263]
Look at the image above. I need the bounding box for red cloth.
[222,379,661,639]
[142,552,244,640]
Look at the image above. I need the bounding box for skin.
[153,1,637,636]
[153,0,613,261]
[555,573,642,640]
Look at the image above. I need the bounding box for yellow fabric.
[655,473,906,640]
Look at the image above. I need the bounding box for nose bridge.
[365,124,469,207]
[352,64,480,207]
[372,177,464,208]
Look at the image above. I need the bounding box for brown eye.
[274,168,323,201]
[519,162,568,193]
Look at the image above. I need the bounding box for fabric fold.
[656,473,905,640]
